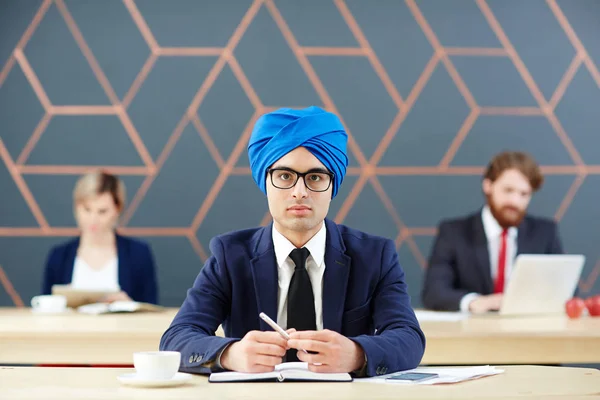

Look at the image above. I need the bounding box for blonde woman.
[42,171,158,304]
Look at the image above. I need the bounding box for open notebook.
[209,362,352,383]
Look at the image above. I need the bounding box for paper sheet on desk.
[356,366,504,385]
[76,301,164,315]
[414,310,468,322]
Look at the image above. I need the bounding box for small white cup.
[133,351,181,380]
[30,295,67,312]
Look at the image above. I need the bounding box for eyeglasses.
[267,167,334,193]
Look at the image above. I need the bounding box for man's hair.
[483,151,544,191]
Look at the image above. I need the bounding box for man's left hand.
[287,329,365,373]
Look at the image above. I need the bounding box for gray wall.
[1,0,599,307]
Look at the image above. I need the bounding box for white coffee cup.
[30,295,67,312]
[133,351,181,380]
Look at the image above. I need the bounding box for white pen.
[259,312,308,354]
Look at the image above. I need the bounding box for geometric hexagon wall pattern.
[1,0,599,307]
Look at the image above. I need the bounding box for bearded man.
[421,151,564,313]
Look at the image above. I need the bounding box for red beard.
[487,196,526,228]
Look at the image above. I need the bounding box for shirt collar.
[481,205,518,240]
[272,222,327,269]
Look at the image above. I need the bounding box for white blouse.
[71,257,120,292]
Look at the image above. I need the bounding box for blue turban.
[248,106,348,198]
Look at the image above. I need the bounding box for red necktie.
[494,229,508,294]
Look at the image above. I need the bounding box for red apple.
[585,295,600,317]
[565,297,586,319]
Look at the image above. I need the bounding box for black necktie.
[286,247,315,362]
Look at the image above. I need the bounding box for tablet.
[51,284,119,308]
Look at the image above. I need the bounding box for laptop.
[499,254,585,316]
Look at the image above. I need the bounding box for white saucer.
[117,372,193,388]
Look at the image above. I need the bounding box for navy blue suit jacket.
[42,234,159,304]
[160,219,425,377]
[421,211,564,311]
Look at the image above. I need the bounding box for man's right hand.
[469,294,503,314]
[220,330,289,373]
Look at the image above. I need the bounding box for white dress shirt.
[214,223,327,368]
[460,206,518,312]
[272,222,326,330]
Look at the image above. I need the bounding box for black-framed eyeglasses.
[267,167,334,193]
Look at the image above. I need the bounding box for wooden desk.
[0,307,179,364]
[419,314,600,365]
[1,307,600,365]
[1,366,599,399]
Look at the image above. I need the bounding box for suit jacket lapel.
[516,217,530,256]
[322,219,351,333]
[249,225,278,330]
[65,237,80,283]
[472,213,493,293]
[116,234,130,294]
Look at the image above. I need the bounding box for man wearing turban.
[160,107,425,378]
